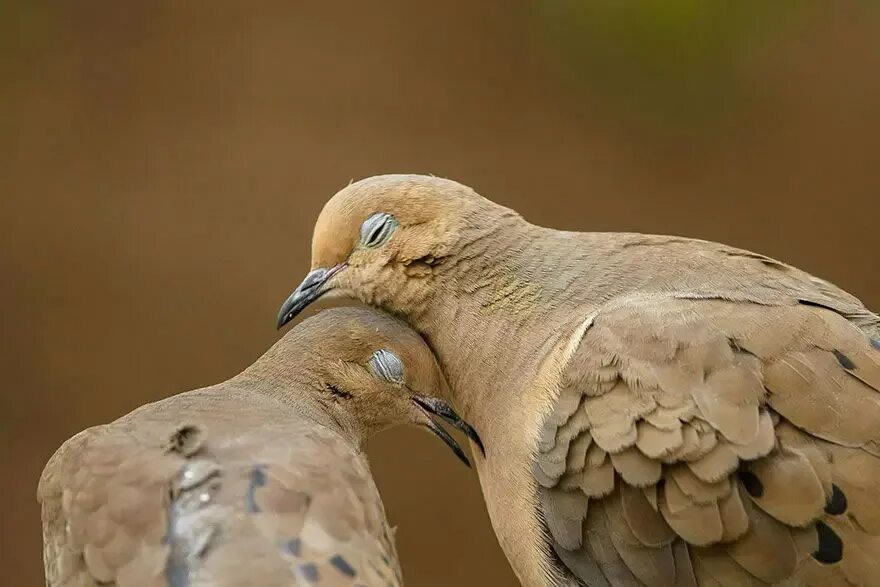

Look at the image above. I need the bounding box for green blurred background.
[2,1,879,585]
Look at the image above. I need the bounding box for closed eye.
[369,349,404,384]
[360,212,398,248]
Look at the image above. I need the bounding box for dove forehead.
[287,307,424,356]
[277,307,442,388]
[310,174,483,267]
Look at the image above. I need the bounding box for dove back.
[39,386,401,587]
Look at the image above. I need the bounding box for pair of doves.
[42,175,880,586]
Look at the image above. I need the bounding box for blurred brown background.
[2,1,879,585]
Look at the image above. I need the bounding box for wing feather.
[536,294,880,585]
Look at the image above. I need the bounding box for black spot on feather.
[165,425,204,456]
[297,563,319,583]
[813,521,843,563]
[871,338,880,351]
[825,484,847,515]
[329,554,356,577]
[285,538,301,556]
[739,471,764,498]
[245,465,267,513]
[833,349,856,370]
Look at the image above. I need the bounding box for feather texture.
[534,295,880,586]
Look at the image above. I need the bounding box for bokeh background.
[3,1,879,584]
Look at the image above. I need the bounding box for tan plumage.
[278,174,880,586]
[39,307,468,586]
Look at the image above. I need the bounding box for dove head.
[252,306,483,466]
[276,174,518,328]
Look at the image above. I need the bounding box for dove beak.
[276,263,347,329]
[412,395,485,467]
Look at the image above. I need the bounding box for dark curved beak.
[422,416,471,468]
[276,264,347,329]
[413,395,485,464]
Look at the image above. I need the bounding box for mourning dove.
[277,174,880,586]
[38,306,481,587]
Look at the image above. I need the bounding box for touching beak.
[276,263,347,329]
[412,395,485,468]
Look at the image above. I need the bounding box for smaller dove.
[38,307,481,587]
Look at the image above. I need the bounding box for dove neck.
[232,348,364,446]
[396,222,599,422]
[402,228,723,417]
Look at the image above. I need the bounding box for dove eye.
[368,349,404,384]
[360,213,398,248]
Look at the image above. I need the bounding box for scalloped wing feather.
[535,294,880,586]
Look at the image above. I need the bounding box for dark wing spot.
[285,538,302,556]
[738,471,764,497]
[871,338,880,351]
[245,465,267,513]
[166,425,204,456]
[329,554,357,577]
[813,521,843,564]
[833,350,857,370]
[297,563,319,583]
[825,484,847,515]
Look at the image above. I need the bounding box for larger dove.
[278,174,880,586]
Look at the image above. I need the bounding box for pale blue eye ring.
[369,349,404,384]
[360,212,398,248]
